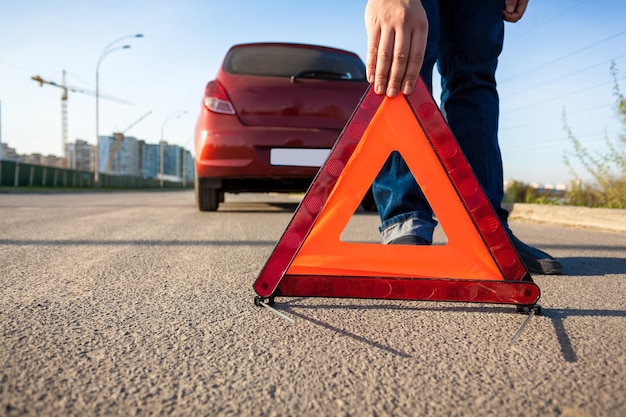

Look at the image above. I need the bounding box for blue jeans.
[373,0,510,243]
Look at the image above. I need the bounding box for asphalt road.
[1,191,625,417]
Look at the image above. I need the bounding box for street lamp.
[160,110,187,188]
[95,33,143,184]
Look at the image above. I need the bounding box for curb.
[504,203,626,234]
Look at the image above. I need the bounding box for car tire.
[195,178,220,211]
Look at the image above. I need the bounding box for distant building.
[67,139,95,172]
[24,153,64,167]
[182,149,194,183]
[2,136,193,182]
[1,143,19,160]
[140,141,160,179]
[161,141,180,178]
[504,179,568,192]
[140,141,193,182]
[24,153,44,165]
[99,134,139,176]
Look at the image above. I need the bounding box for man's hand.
[503,0,529,22]
[365,0,428,97]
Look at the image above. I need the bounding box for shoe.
[388,235,430,245]
[508,233,563,275]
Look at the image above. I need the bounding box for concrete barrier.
[505,203,626,233]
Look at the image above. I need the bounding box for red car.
[194,42,369,211]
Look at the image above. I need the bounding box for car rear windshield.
[224,45,366,81]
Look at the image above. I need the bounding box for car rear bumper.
[197,176,315,193]
[195,123,339,182]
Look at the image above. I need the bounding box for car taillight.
[203,81,236,115]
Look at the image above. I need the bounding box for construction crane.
[31,70,132,166]
[105,110,152,174]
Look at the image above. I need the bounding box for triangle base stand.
[254,275,541,313]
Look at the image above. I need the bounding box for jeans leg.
[373,0,511,244]
[438,0,510,224]
[372,0,440,244]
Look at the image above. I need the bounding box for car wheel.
[195,178,220,211]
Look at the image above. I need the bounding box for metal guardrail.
[0,160,191,189]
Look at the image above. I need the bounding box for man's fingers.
[386,29,415,97]
[401,22,427,95]
[503,0,529,22]
[365,27,381,85]
[373,28,426,97]
[373,30,396,95]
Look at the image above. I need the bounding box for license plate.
[270,148,331,167]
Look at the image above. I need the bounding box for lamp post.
[160,111,187,188]
[95,33,143,184]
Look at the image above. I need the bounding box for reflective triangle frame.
[253,79,540,308]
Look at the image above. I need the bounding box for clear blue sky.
[1,0,625,185]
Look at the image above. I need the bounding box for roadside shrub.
[562,62,626,208]
[503,181,565,205]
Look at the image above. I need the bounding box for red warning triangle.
[253,80,539,306]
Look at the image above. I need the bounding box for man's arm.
[364,0,428,97]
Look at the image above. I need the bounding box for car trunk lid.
[224,75,367,129]
[218,43,369,130]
